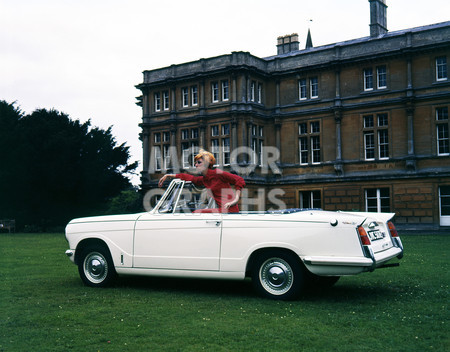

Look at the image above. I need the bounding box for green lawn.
[0,233,448,352]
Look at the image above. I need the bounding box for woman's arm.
[224,189,241,209]
[158,173,176,187]
[158,173,205,188]
[218,171,246,191]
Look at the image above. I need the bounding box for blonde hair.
[194,149,215,169]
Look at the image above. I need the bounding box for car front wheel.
[78,245,116,287]
[252,250,305,300]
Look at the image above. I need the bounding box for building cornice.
[137,22,450,89]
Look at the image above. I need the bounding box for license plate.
[368,230,385,241]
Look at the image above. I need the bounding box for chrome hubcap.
[84,252,108,283]
[259,258,293,295]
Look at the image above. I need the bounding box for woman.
[158,149,245,213]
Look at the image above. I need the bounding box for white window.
[211,139,219,166]
[222,138,230,165]
[364,132,375,160]
[436,56,447,81]
[163,131,170,143]
[222,80,229,101]
[310,77,318,98]
[299,190,321,209]
[257,83,262,103]
[310,121,320,134]
[377,66,387,89]
[311,136,320,164]
[212,82,219,102]
[299,123,308,165]
[182,143,190,169]
[439,186,450,226]
[163,145,171,170]
[365,188,390,212]
[250,81,255,102]
[182,87,189,107]
[298,122,320,164]
[154,146,162,171]
[378,114,389,159]
[251,125,264,166]
[181,128,199,169]
[182,141,198,169]
[191,86,198,106]
[163,91,169,110]
[436,107,449,155]
[363,114,389,160]
[378,130,389,159]
[154,92,161,112]
[299,79,307,100]
[211,125,219,137]
[364,68,374,91]
[222,124,230,136]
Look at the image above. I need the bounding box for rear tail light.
[358,226,371,246]
[387,221,398,237]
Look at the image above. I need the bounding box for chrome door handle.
[206,220,221,227]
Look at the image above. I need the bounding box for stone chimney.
[369,0,388,37]
[277,33,299,55]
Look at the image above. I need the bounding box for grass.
[0,233,448,352]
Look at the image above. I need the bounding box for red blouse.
[176,169,245,213]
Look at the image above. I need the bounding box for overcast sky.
[1,0,449,185]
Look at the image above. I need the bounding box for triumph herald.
[65,179,403,300]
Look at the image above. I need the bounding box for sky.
[1,0,449,186]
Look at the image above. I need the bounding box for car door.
[133,212,222,271]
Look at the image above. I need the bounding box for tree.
[0,100,138,231]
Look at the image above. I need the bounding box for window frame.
[362,113,389,161]
[222,80,229,101]
[153,131,171,171]
[298,77,318,100]
[436,106,449,156]
[298,79,307,100]
[212,82,219,103]
[436,56,448,81]
[299,190,322,209]
[191,86,198,106]
[251,124,264,166]
[310,77,319,99]
[365,188,390,213]
[154,145,162,171]
[257,83,262,103]
[364,68,374,91]
[182,87,189,107]
[163,91,169,111]
[298,121,321,165]
[439,186,450,226]
[154,92,161,112]
[377,65,387,89]
[181,128,199,169]
[250,81,256,102]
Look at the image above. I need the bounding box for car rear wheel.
[78,245,116,287]
[251,250,305,300]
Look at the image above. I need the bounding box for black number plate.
[368,230,385,241]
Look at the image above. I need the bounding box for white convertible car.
[65,179,404,300]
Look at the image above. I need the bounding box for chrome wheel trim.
[259,257,294,296]
[83,252,108,284]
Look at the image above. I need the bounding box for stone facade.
[136,17,450,230]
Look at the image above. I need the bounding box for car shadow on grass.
[115,275,256,299]
[110,275,404,302]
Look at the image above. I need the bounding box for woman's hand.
[224,190,241,209]
[158,174,175,187]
